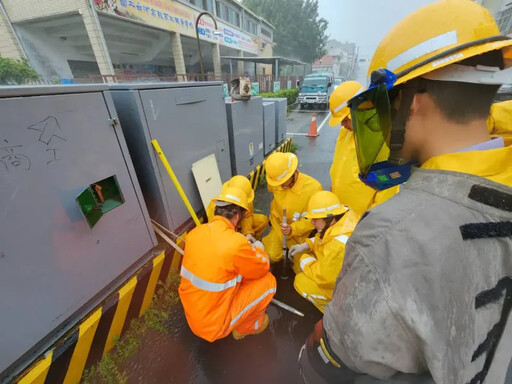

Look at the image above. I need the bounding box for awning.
[220,56,307,66]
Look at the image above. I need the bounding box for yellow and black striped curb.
[14,240,187,384]
[249,138,293,190]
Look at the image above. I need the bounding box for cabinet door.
[0,91,154,374]
[139,85,231,228]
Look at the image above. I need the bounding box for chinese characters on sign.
[94,0,259,54]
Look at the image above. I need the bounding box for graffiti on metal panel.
[0,140,31,172]
[27,116,66,166]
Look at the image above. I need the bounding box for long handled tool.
[151,219,185,243]
[152,220,303,317]
[271,298,304,317]
[152,139,201,227]
[281,208,289,279]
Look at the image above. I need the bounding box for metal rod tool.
[281,208,289,279]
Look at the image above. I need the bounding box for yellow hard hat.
[306,191,348,219]
[227,175,254,204]
[213,186,249,210]
[328,81,364,126]
[265,152,298,187]
[368,0,512,87]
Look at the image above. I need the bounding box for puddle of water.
[118,268,321,384]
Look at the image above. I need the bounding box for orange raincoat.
[179,216,276,342]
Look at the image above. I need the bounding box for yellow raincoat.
[262,172,322,262]
[206,201,269,240]
[330,128,398,214]
[421,145,512,185]
[488,100,512,146]
[293,209,360,312]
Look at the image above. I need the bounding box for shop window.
[216,2,227,21]
[202,0,213,12]
[228,8,240,27]
[261,27,272,39]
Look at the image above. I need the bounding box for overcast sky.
[318,0,439,58]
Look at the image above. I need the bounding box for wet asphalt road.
[117,109,335,384]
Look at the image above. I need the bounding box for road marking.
[289,109,329,114]
[286,133,308,136]
[317,112,331,134]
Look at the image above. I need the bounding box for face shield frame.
[347,70,416,191]
[347,35,512,191]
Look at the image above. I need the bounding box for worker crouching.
[179,186,276,342]
[262,152,322,264]
[206,175,269,240]
[291,191,358,312]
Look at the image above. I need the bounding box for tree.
[0,57,40,85]
[242,0,328,63]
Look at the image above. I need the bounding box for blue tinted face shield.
[349,69,417,191]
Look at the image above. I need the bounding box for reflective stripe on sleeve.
[334,235,349,244]
[181,266,242,292]
[230,288,276,327]
[300,256,316,271]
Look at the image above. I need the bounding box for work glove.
[252,240,265,251]
[246,234,257,244]
[288,243,309,259]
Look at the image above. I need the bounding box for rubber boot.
[232,314,269,340]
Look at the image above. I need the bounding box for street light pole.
[195,12,219,81]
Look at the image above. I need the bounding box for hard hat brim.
[266,155,299,187]
[213,196,249,211]
[395,40,512,86]
[328,110,350,127]
[306,205,348,219]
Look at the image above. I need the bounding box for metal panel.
[192,154,223,210]
[225,97,264,176]
[263,98,287,145]
[263,102,276,155]
[110,81,223,90]
[111,83,232,230]
[0,84,109,98]
[0,90,156,375]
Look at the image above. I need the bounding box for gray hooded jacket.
[324,168,512,384]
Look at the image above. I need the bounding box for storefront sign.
[94,0,259,54]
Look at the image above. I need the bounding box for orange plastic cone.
[306,113,319,137]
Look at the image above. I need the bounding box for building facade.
[312,40,357,78]
[0,0,274,82]
[477,0,512,34]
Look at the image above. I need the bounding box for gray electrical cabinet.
[263,98,287,145]
[109,82,232,231]
[263,102,276,155]
[0,85,156,378]
[225,97,264,176]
